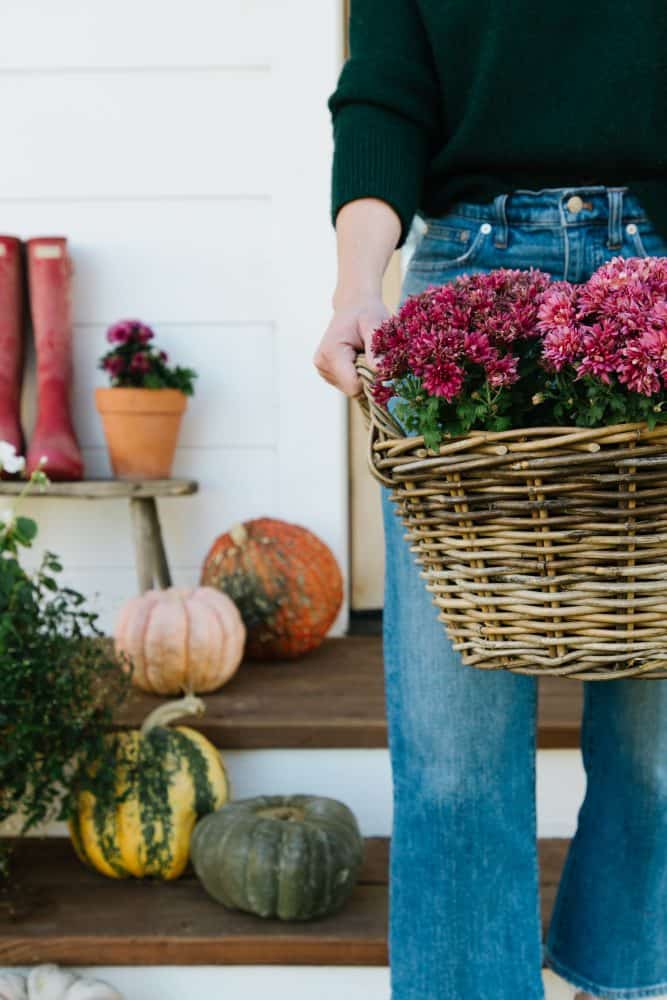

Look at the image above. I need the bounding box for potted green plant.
[0,443,129,877]
[96,320,197,480]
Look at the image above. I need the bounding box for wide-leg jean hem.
[543,947,667,999]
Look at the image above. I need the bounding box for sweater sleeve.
[328,0,441,247]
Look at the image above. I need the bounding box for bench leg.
[146,497,172,589]
[130,497,172,593]
[130,498,156,593]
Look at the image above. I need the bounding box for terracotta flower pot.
[95,387,187,480]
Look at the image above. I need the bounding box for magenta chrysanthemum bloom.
[636,329,667,379]
[576,322,620,383]
[372,381,394,406]
[136,326,154,344]
[106,320,134,344]
[463,330,496,365]
[486,354,519,388]
[368,256,667,434]
[538,256,667,396]
[106,319,155,345]
[537,283,577,333]
[422,360,465,401]
[541,325,581,371]
[129,352,151,374]
[103,355,126,376]
[370,267,553,409]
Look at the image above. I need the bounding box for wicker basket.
[356,357,667,680]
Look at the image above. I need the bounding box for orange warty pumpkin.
[115,586,246,694]
[200,518,343,659]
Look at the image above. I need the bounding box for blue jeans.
[383,186,667,1000]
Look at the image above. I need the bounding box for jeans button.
[566,195,584,213]
[480,223,492,235]
[626,223,638,235]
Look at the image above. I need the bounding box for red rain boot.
[0,236,25,461]
[26,237,83,481]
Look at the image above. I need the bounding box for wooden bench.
[0,479,198,593]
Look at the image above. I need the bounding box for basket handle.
[354,354,405,487]
[355,355,404,435]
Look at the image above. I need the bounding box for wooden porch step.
[0,838,569,967]
[115,636,583,750]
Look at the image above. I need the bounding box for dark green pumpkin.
[190,794,364,920]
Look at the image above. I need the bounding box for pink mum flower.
[537,283,577,333]
[106,319,155,345]
[485,354,519,388]
[542,325,581,371]
[463,330,496,365]
[577,322,620,383]
[637,329,667,379]
[103,355,126,376]
[422,360,465,401]
[129,352,151,374]
[106,319,135,344]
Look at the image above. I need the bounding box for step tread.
[0,838,568,966]
[115,636,582,750]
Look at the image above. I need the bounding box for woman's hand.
[314,197,401,397]
[314,293,388,397]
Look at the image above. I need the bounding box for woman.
[314,3,667,999]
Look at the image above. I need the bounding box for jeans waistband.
[439,186,647,251]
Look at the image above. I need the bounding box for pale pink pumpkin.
[115,586,246,695]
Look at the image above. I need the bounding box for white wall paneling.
[11,747,586,842]
[0,71,271,199]
[21,447,278,567]
[1,0,348,635]
[0,1,275,68]
[272,0,348,631]
[0,201,272,323]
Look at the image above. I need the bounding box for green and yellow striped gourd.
[70,694,229,880]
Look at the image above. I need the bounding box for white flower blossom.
[0,441,25,475]
[0,507,15,527]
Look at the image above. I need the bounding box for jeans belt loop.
[607,188,624,250]
[492,193,509,248]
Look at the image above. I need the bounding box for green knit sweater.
[329,0,667,246]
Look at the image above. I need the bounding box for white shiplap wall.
[2,0,346,634]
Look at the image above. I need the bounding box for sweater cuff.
[331,104,429,248]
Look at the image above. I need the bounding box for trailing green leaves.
[0,519,129,878]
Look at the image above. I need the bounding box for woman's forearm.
[333,198,401,308]
[314,197,401,396]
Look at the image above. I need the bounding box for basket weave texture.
[357,358,667,680]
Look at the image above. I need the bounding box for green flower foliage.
[0,501,129,877]
[392,339,547,447]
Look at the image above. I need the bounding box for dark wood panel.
[0,839,386,967]
[115,637,582,750]
[115,636,389,749]
[538,676,583,748]
[0,838,569,967]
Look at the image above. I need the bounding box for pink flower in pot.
[95,319,197,480]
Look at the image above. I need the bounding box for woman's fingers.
[314,297,389,396]
[314,335,361,397]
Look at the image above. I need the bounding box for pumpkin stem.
[229,522,248,547]
[140,693,206,735]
